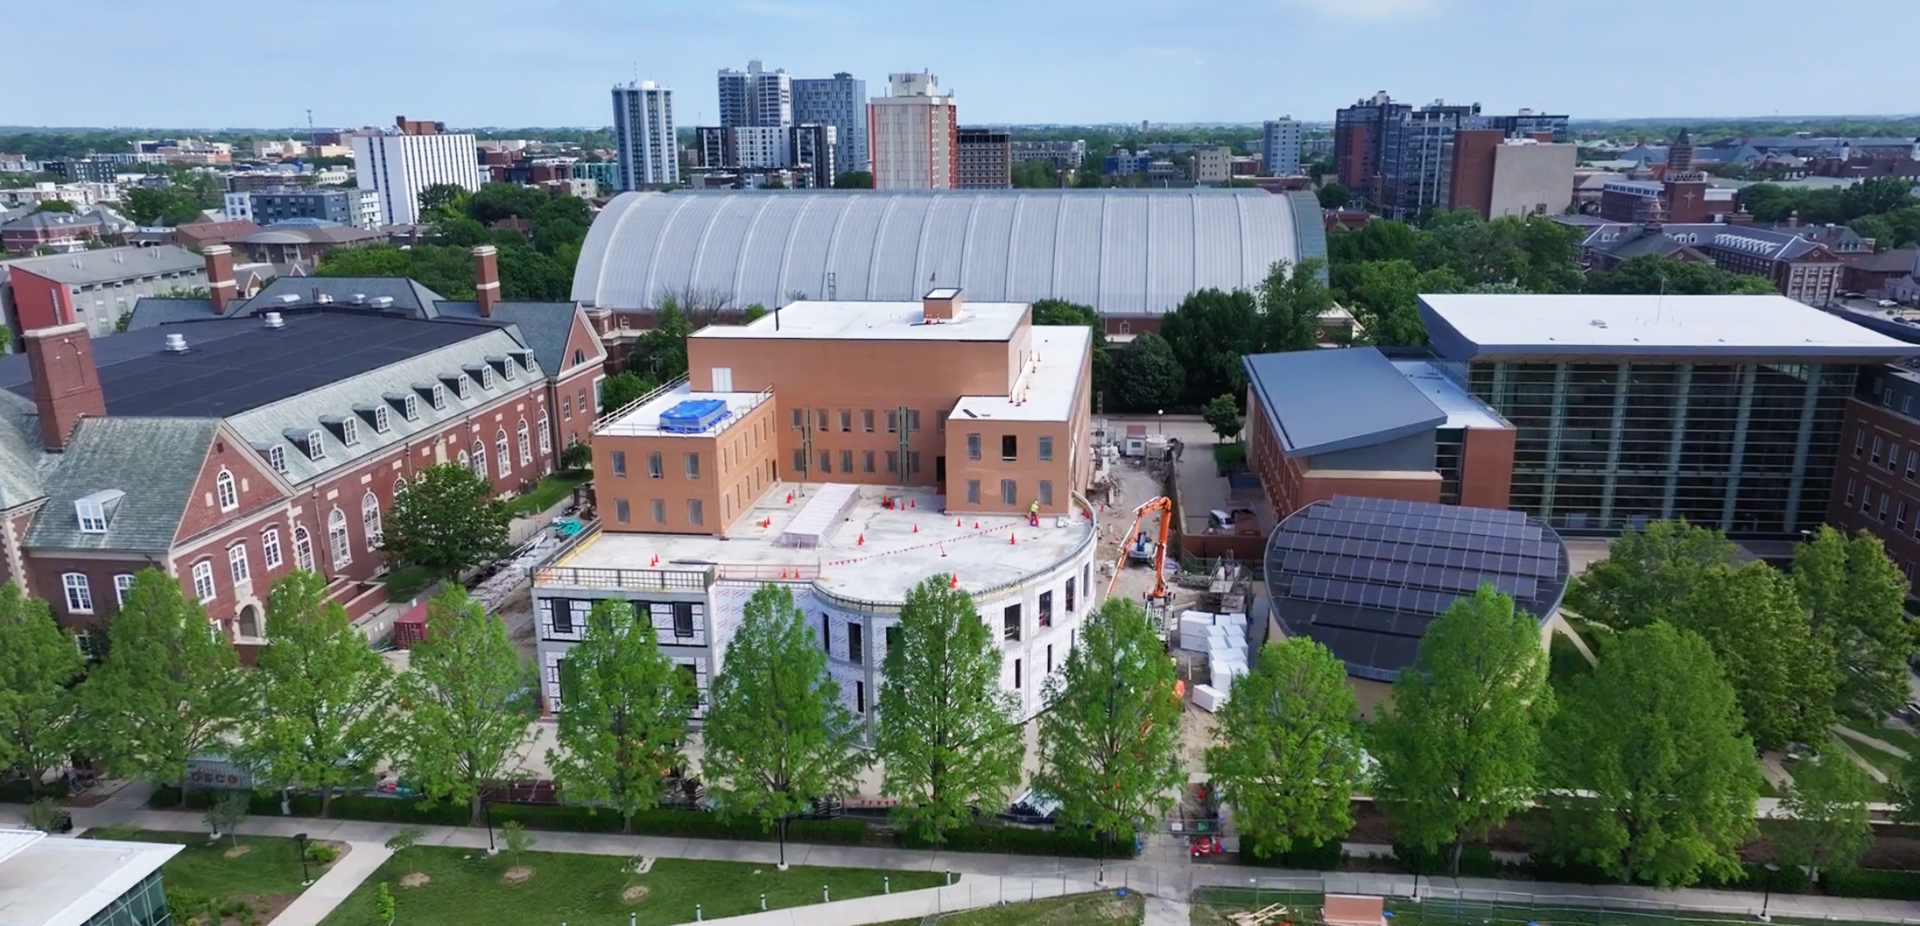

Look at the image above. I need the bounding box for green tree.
[0,582,85,798]
[703,585,866,866]
[1778,752,1874,884]
[1202,394,1243,440]
[1841,178,1918,222]
[122,188,203,226]
[499,819,536,866]
[417,183,471,221]
[1110,333,1184,412]
[560,441,593,471]
[1315,183,1351,210]
[1033,598,1184,850]
[626,300,691,383]
[1012,160,1060,188]
[205,790,250,848]
[1370,584,1554,875]
[384,827,424,876]
[1850,215,1896,252]
[78,569,244,805]
[1563,519,1735,629]
[547,599,691,834]
[374,882,396,926]
[1204,637,1362,858]
[1585,255,1777,296]
[30,199,75,214]
[1666,562,1837,751]
[250,570,396,818]
[1258,257,1333,353]
[396,587,535,825]
[1542,622,1761,887]
[382,463,511,580]
[833,171,873,189]
[876,577,1025,845]
[742,303,768,323]
[1159,288,1260,407]
[1792,527,1916,719]
[596,371,655,416]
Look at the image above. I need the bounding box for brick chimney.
[473,245,500,318]
[204,244,236,314]
[23,323,105,452]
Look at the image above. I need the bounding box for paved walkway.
[690,877,1106,925]
[13,796,1920,925]
[1837,724,1913,760]
[267,841,391,926]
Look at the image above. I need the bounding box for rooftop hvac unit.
[316,294,333,304]
[370,296,394,309]
[163,333,189,353]
[262,312,285,329]
[276,294,299,305]
[351,294,367,305]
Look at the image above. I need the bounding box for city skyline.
[8,0,1919,129]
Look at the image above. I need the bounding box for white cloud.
[1281,0,1436,18]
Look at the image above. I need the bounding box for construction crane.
[1107,496,1174,631]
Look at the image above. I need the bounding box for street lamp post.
[294,832,312,886]
[1760,863,1780,921]
[485,800,497,855]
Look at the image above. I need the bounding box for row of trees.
[314,183,592,301]
[1739,178,1920,252]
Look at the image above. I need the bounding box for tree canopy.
[382,463,511,579]
[548,599,692,833]
[1110,333,1184,412]
[1792,527,1916,719]
[1159,288,1260,408]
[1563,519,1735,629]
[1259,257,1333,353]
[1584,255,1779,296]
[1662,561,1837,752]
[1030,299,1110,406]
[1779,753,1875,883]
[396,586,535,825]
[0,582,84,798]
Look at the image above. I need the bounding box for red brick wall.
[1458,425,1516,510]
[1290,461,1442,513]
[1828,397,1920,582]
[7,267,70,330]
[28,553,160,634]
[174,431,288,543]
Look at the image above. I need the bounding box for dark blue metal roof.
[1242,347,1445,457]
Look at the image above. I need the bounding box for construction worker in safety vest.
[1028,499,1041,526]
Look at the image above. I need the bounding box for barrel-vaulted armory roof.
[570,189,1322,316]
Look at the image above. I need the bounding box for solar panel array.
[1264,496,1571,682]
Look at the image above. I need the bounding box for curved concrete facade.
[571,189,1323,317]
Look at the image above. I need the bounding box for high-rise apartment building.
[718,60,792,129]
[1262,118,1301,176]
[869,72,957,190]
[956,128,1011,189]
[794,72,869,178]
[789,124,838,190]
[350,116,480,227]
[1337,92,1573,220]
[612,80,678,190]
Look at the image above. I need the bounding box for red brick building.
[1241,347,1514,520]
[1826,366,1920,585]
[0,246,607,653]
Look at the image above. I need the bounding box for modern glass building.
[1420,294,1920,537]
[0,830,183,926]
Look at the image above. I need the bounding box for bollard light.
[884,875,890,894]
[822,885,830,903]
[760,892,767,911]
[694,903,702,922]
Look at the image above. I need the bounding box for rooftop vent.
[315,294,333,304]
[350,293,367,305]
[163,333,189,353]
[263,311,286,329]
[275,294,299,305]
[1589,319,1608,328]
[370,296,394,309]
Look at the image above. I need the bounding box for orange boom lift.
[1106,496,1174,630]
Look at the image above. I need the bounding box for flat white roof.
[547,484,1093,604]
[1421,293,1920,358]
[597,382,769,438]
[950,327,1090,423]
[691,300,1027,342]
[0,836,182,926]
[1390,360,1508,430]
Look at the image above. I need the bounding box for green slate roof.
[0,392,51,511]
[25,417,218,552]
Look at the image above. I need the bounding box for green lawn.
[877,891,1143,926]
[89,827,322,922]
[319,846,945,926]
[507,470,591,516]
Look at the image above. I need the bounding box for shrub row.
[902,824,1136,859]
[0,778,69,804]
[1241,839,1345,871]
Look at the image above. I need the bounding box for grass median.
[89,826,330,925]
[320,845,945,926]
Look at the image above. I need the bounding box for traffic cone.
[786,491,793,504]
[950,573,958,588]
[956,518,962,527]
[910,498,916,508]
[912,523,919,533]
[857,533,864,545]
[650,554,659,566]
[973,521,980,529]
[1010,532,1017,545]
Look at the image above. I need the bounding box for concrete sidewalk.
[265,841,391,926]
[688,878,1107,926]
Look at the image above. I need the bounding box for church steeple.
[1667,128,1695,174]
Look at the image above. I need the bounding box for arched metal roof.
[570,189,1323,315]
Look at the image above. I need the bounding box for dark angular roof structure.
[1242,347,1445,456]
[1264,495,1571,682]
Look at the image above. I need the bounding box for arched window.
[537,411,551,454]
[572,348,585,367]
[496,429,510,473]
[191,560,216,603]
[458,449,471,471]
[293,526,315,572]
[471,441,488,478]
[228,542,250,584]
[327,508,351,568]
[362,491,382,550]
[215,468,237,512]
[516,419,531,465]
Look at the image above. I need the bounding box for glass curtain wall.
[1467,360,1854,535]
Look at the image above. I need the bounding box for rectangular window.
[1046,644,1053,674]
[1899,502,1909,533]
[611,450,627,477]
[966,479,980,504]
[1003,603,1021,641]
[1038,590,1053,628]
[62,574,92,614]
[192,561,216,603]
[908,451,920,475]
[1855,431,1867,459]
[840,450,853,473]
[616,498,631,523]
[1001,479,1017,506]
[856,680,866,714]
[1909,452,1917,482]
[649,452,663,478]
[820,452,831,474]
[815,409,828,431]
[793,449,806,473]
[967,433,981,460]
[685,452,700,479]
[1066,577,1076,612]
[1001,435,1018,460]
[885,625,899,657]
[1906,395,1915,415]
[839,410,852,432]
[863,451,875,474]
[1862,485,1874,514]
[791,409,804,431]
[262,529,283,569]
[862,409,874,432]
[1873,437,1884,465]
[1014,658,1022,689]
[651,498,666,524]
[822,615,832,655]
[552,599,576,635]
[673,602,695,638]
[907,410,920,432]
[114,574,133,607]
[1891,446,1903,474]
[886,451,899,474]
[885,410,897,433]
[688,498,703,525]
[1880,494,1891,523]
[1039,480,1053,506]
[1038,436,1053,462]
[229,544,250,584]
[849,623,863,665]
[1846,478,1858,506]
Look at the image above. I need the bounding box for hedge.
[1241,839,1345,871]
[1392,843,1509,878]
[902,824,1137,859]
[1821,868,1920,900]
[0,779,69,804]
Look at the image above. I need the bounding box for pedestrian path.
[684,877,1106,926]
[1836,723,1913,760]
[266,841,391,926]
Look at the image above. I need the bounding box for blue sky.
[10,0,1918,129]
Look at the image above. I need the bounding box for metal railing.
[531,564,714,592]
[590,374,688,433]
[715,563,821,582]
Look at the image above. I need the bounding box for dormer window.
[480,366,494,390]
[403,394,419,420]
[457,375,471,399]
[306,429,326,461]
[340,417,360,447]
[372,406,390,433]
[432,384,447,409]
[266,445,286,475]
[74,489,124,533]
